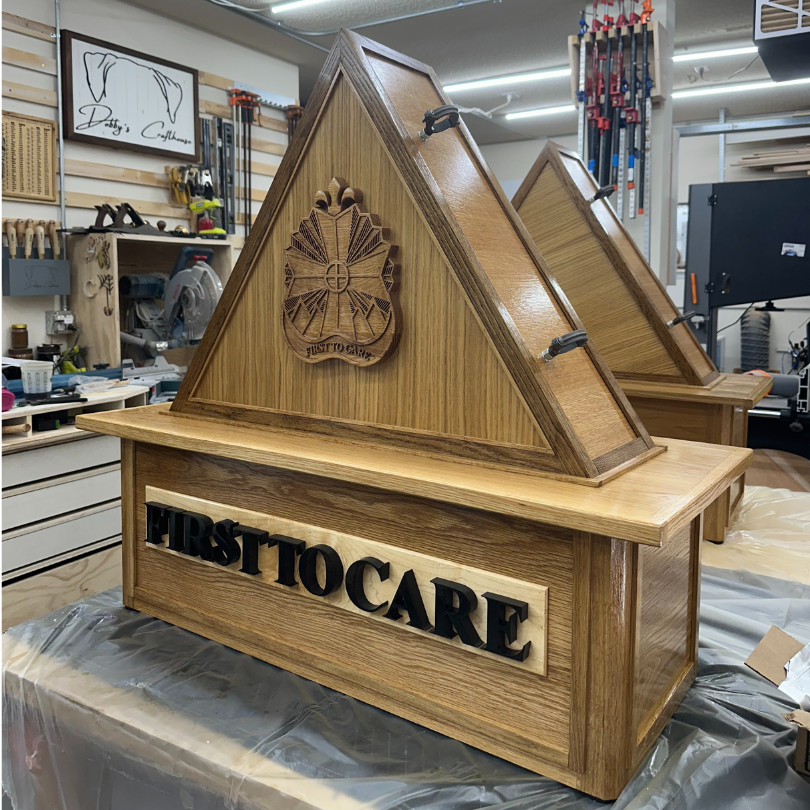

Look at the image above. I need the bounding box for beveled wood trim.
[592,437,651,474]
[121,439,136,605]
[78,406,753,546]
[520,143,718,387]
[568,532,592,773]
[175,398,566,476]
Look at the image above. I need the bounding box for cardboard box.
[745,626,810,776]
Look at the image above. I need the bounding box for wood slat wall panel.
[2,46,56,74]
[2,80,56,107]
[1,12,55,42]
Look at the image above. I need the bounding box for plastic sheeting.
[3,566,810,810]
[702,486,810,586]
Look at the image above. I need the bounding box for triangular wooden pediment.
[513,142,718,387]
[172,33,655,480]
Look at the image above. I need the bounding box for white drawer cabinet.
[2,386,149,628]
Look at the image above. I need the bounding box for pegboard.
[2,112,57,202]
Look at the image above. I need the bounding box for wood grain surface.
[132,444,576,767]
[171,31,658,479]
[145,485,550,675]
[513,142,718,386]
[77,404,752,547]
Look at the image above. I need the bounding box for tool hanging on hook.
[576,9,589,160]
[598,2,614,186]
[229,89,261,238]
[637,0,653,216]
[626,0,640,219]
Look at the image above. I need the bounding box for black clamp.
[587,185,615,204]
[418,105,460,142]
[542,330,588,362]
[667,311,696,327]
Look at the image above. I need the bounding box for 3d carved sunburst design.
[282,177,400,365]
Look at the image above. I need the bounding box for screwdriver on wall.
[34,222,46,259]
[5,221,18,257]
[24,220,34,260]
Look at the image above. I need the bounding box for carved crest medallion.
[282,177,400,365]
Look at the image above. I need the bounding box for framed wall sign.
[60,31,199,162]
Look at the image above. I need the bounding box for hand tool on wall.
[229,89,261,237]
[598,14,613,186]
[217,118,236,235]
[576,9,589,160]
[15,220,25,249]
[609,20,626,190]
[637,0,653,216]
[24,220,34,259]
[6,221,18,257]
[48,221,60,259]
[626,3,640,219]
[34,222,46,259]
[586,31,602,176]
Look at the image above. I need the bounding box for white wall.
[481,135,578,200]
[3,0,298,355]
[482,129,810,374]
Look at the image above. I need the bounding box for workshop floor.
[703,450,810,585]
[747,449,810,492]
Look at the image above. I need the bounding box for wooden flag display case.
[513,143,771,542]
[77,32,751,801]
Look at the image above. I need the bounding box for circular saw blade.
[164,262,223,343]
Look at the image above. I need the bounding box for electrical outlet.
[46,310,76,335]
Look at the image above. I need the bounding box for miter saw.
[119,246,222,364]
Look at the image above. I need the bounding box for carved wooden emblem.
[282,177,400,365]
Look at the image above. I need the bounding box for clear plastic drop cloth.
[3,566,810,810]
[702,486,810,586]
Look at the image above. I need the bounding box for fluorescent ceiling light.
[506,104,576,120]
[673,76,810,99]
[445,68,571,94]
[271,0,332,13]
[673,45,759,62]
